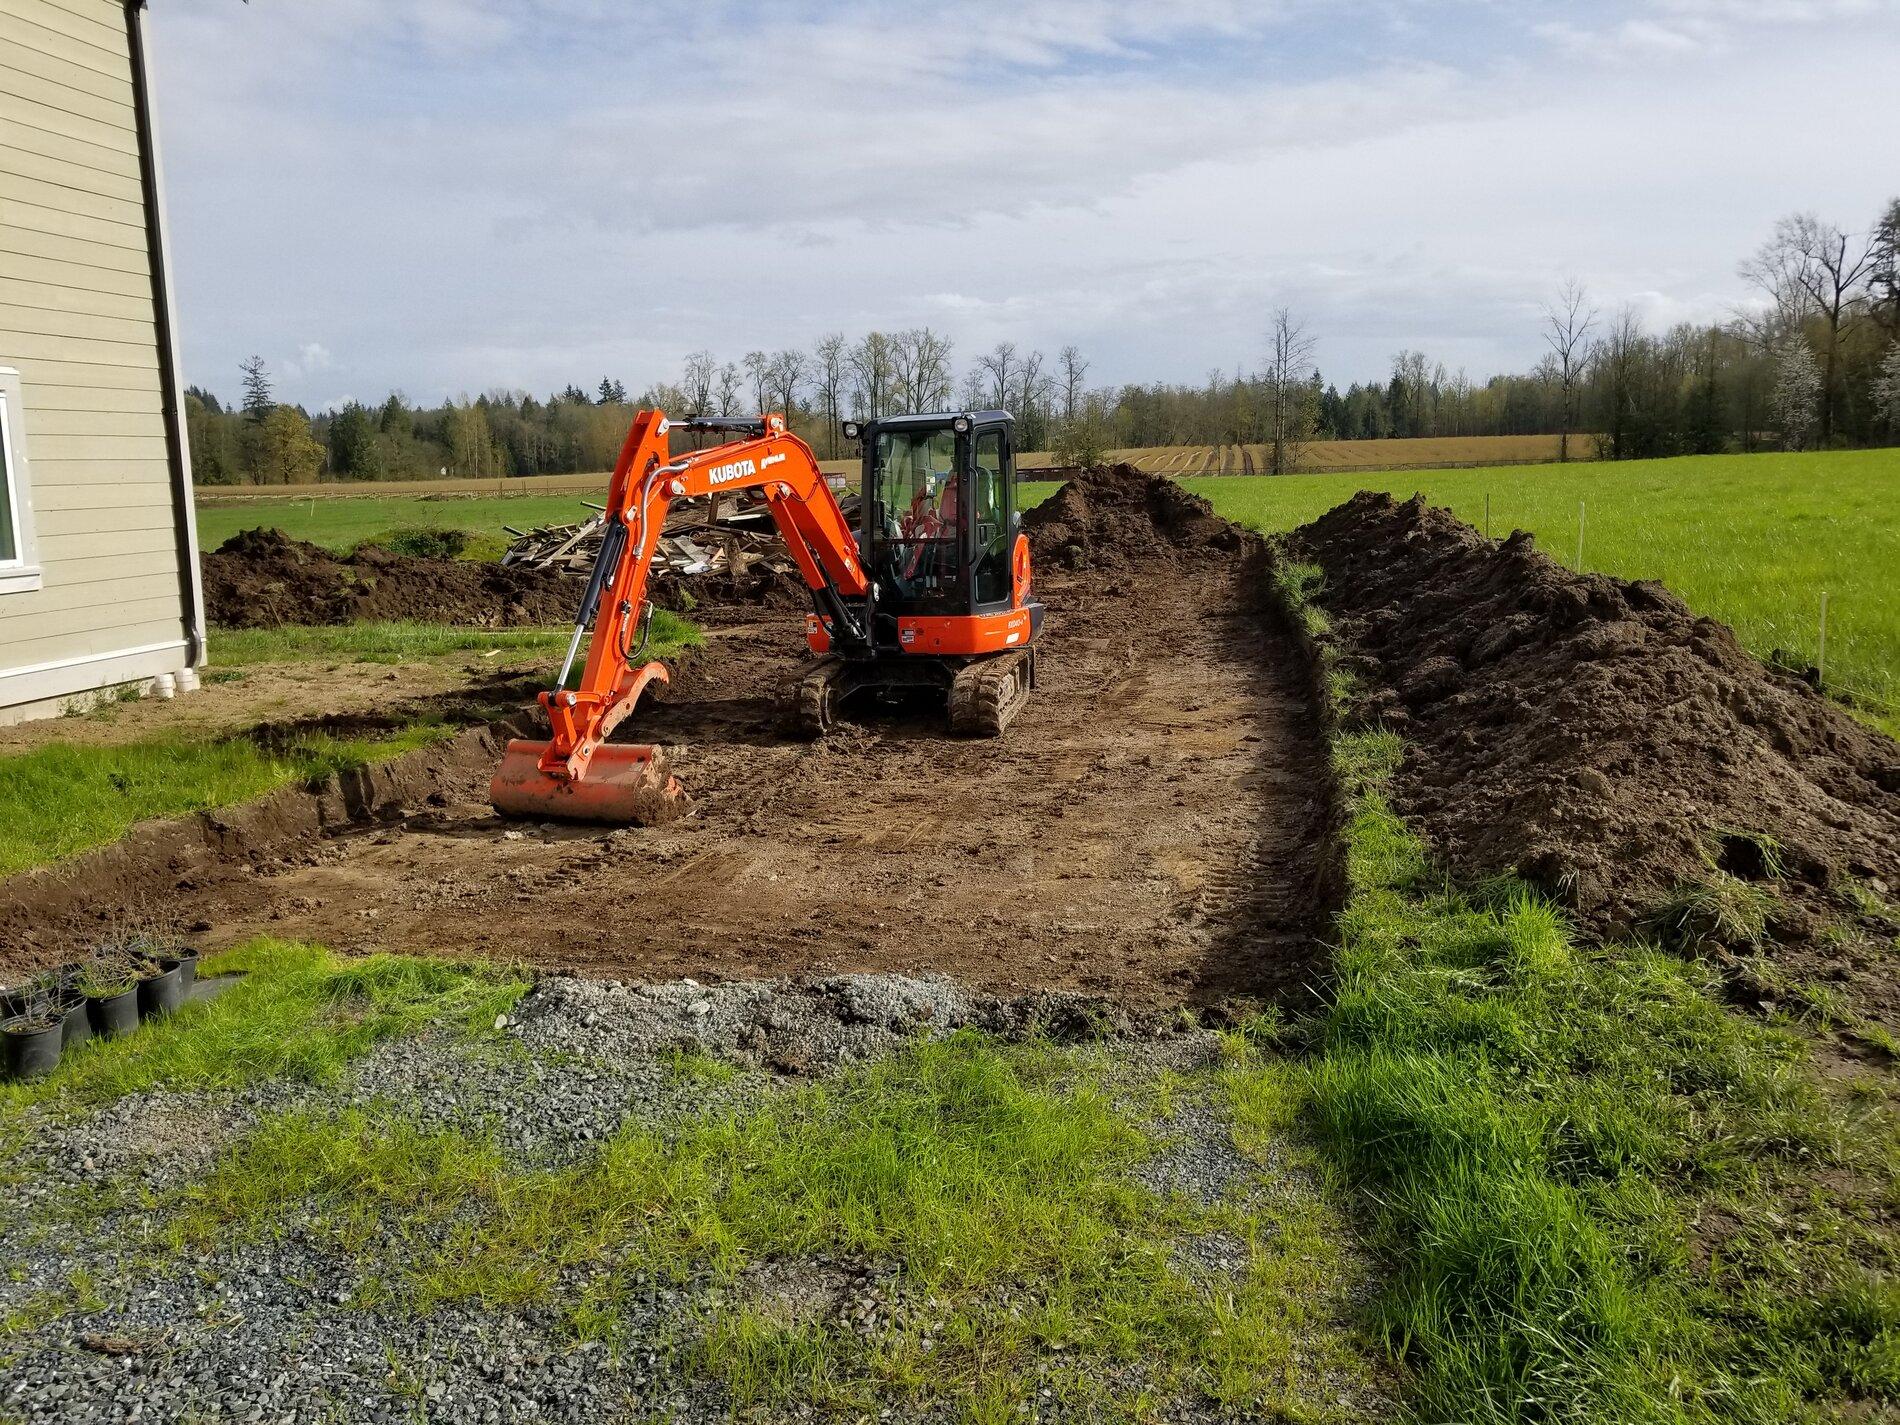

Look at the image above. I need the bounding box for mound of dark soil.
[204,528,583,628]
[1292,492,1900,944]
[647,565,809,615]
[1025,464,1245,573]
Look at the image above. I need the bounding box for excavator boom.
[490,409,869,822]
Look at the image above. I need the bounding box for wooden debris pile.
[502,489,859,581]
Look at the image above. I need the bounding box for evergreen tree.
[327,403,383,480]
[239,356,273,422]
[379,393,413,439]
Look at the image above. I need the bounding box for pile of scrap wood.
[501,489,860,580]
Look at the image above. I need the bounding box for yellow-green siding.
[0,0,198,718]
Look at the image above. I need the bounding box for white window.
[0,368,43,595]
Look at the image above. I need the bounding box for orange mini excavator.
[489,408,1044,823]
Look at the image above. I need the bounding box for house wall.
[0,0,200,720]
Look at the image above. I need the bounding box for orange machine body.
[492,407,1043,822]
[806,598,1034,657]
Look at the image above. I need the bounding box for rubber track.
[949,649,1034,738]
[786,657,847,740]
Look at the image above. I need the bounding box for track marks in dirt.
[11,534,1332,1008]
[174,553,1326,1005]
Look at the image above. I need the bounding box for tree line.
[183,201,1900,485]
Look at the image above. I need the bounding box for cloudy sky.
[147,0,1900,411]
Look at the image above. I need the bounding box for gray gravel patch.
[0,972,1387,1424]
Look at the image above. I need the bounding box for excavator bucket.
[489,739,689,825]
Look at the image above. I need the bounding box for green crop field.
[199,448,1899,729]
[197,492,605,555]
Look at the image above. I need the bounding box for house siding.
[0,0,198,719]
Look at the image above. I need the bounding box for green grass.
[357,525,512,563]
[1272,548,1900,1422]
[0,721,455,875]
[208,610,700,668]
[0,940,527,1117]
[177,1034,1378,1420]
[199,494,605,555]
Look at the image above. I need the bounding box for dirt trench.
[6,475,1335,1009]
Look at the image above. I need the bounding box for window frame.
[0,368,44,595]
[970,424,1012,609]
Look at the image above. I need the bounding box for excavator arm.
[490,409,867,822]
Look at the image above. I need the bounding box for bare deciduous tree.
[1018,348,1048,420]
[975,342,1018,412]
[892,327,955,413]
[1543,278,1597,462]
[848,332,894,419]
[680,351,716,415]
[713,363,741,416]
[1741,213,1878,445]
[741,351,770,417]
[811,333,849,456]
[1058,346,1089,423]
[766,349,810,422]
[957,367,987,410]
[1264,309,1317,476]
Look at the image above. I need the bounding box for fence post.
[1818,591,1828,688]
[1576,501,1586,571]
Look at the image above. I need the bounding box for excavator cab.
[792,411,1043,736]
[855,411,1026,629]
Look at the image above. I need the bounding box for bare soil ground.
[5,483,1333,1009]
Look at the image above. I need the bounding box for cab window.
[971,428,1009,605]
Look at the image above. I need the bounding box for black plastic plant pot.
[139,962,186,1019]
[173,948,200,991]
[89,988,140,1038]
[3,1018,63,1081]
[61,996,91,1050]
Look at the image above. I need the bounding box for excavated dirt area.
[204,528,585,628]
[1293,492,1900,1023]
[4,471,1334,1009]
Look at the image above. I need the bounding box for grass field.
[190,435,1575,513]
[199,494,604,555]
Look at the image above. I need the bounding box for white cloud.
[282,342,333,380]
[146,0,1900,403]
[1538,0,1889,58]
